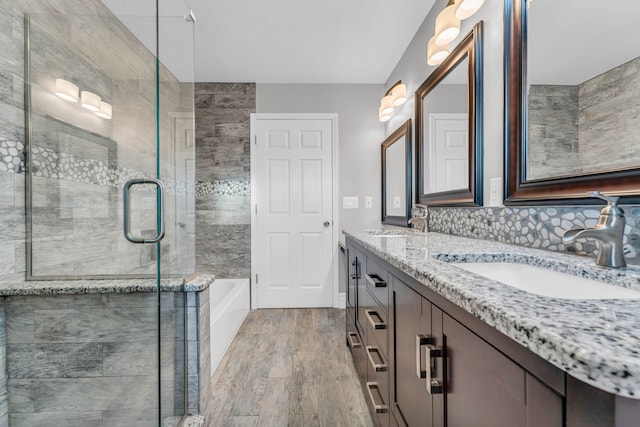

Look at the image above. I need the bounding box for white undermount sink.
[450,262,640,300]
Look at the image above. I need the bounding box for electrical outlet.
[393,196,401,209]
[489,178,503,206]
[365,196,373,209]
[343,196,358,209]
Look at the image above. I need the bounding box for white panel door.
[254,118,333,308]
[428,113,468,193]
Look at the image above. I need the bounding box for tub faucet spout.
[562,192,626,268]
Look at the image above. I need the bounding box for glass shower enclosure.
[7,0,197,425]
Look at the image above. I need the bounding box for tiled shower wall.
[195,83,255,278]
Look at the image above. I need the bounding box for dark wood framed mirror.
[382,119,412,226]
[416,21,483,206]
[504,0,640,204]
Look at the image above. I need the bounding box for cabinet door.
[392,276,435,427]
[347,247,357,310]
[443,314,562,427]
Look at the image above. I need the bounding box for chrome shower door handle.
[123,178,166,244]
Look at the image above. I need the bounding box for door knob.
[324,221,331,227]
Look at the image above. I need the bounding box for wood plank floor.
[207,308,375,427]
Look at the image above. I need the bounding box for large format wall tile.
[195,82,254,278]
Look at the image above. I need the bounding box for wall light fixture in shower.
[54,78,79,102]
[95,101,112,120]
[80,90,101,112]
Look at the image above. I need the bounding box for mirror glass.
[385,136,406,215]
[382,120,411,226]
[422,57,469,193]
[416,22,483,206]
[505,0,640,202]
[526,0,640,181]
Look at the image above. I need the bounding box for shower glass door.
[21,0,195,425]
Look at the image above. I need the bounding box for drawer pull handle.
[426,344,444,395]
[366,273,387,288]
[366,382,388,413]
[347,332,362,349]
[415,334,433,379]
[366,346,387,372]
[365,310,386,330]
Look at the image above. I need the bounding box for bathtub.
[210,278,250,374]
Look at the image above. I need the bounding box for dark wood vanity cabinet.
[346,247,391,426]
[347,238,640,427]
[392,276,563,427]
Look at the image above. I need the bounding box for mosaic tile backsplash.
[422,206,640,265]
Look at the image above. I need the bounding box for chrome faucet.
[408,208,428,232]
[562,192,626,268]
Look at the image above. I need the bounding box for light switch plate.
[365,196,373,209]
[393,196,401,209]
[343,196,358,209]
[489,178,503,206]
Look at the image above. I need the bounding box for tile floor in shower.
[207,308,374,426]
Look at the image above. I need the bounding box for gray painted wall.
[384,0,504,205]
[256,84,384,237]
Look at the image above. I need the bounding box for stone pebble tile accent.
[420,206,640,264]
[0,140,194,195]
[195,180,250,197]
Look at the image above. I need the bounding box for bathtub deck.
[207,308,374,426]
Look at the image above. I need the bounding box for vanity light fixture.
[427,36,450,66]
[94,101,112,120]
[454,0,485,20]
[435,0,461,45]
[80,91,101,112]
[428,0,485,67]
[378,81,407,122]
[54,79,79,102]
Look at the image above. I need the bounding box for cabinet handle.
[351,260,361,280]
[365,310,386,330]
[366,346,387,372]
[366,382,388,413]
[347,332,362,349]
[426,344,444,395]
[366,273,387,288]
[415,334,433,379]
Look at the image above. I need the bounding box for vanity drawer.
[366,258,389,307]
[365,296,388,357]
[366,343,390,427]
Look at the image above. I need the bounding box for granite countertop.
[344,229,640,399]
[0,273,214,296]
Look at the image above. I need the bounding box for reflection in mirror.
[527,0,640,181]
[423,57,468,193]
[416,22,483,206]
[382,120,412,226]
[505,0,640,202]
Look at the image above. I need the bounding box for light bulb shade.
[379,106,391,122]
[435,4,460,45]
[455,0,485,20]
[380,95,394,115]
[54,79,79,102]
[80,91,101,111]
[95,101,112,119]
[427,36,450,66]
[391,83,407,106]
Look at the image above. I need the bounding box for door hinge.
[255,274,258,284]
[255,204,258,214]
[254,135,257,145]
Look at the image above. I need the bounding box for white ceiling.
[102,0,437,84]
[528,0,640,85]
